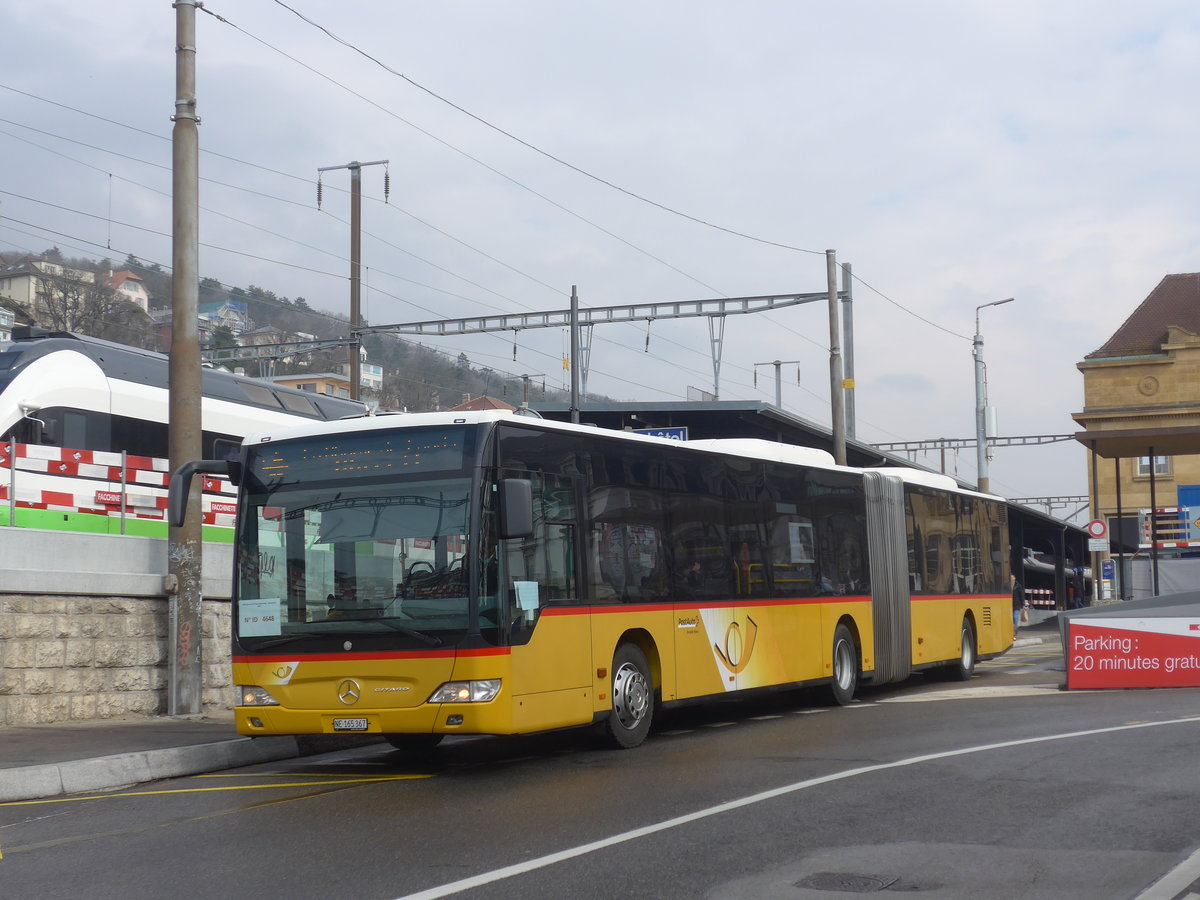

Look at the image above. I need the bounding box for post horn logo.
[714,615,759,674]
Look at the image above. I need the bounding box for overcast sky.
[3,1,1198,516]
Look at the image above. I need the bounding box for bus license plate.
[332,717,369,732]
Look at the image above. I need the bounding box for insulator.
[316,178,323,210]
[383,169,390,203]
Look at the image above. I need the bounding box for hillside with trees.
[0,247,574,411]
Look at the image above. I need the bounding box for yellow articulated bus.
[169,410,1013,751]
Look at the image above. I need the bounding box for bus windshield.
[234,426,476,651]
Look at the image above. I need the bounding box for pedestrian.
[1011,572,1026,635]
[1074,565,1088,607]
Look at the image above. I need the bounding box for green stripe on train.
[0,507,235,543]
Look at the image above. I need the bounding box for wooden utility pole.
[167,0,203,716]
[317,160,388,400]
[826,250,847,465]
[841,262,856,441]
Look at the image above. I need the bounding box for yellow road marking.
[0,774,430,808]
[195,772,415,778]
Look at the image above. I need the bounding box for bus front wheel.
[829,623,859,706]
[604,643,654,749]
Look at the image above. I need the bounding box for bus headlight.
[428,680,501,703]
[238,685,280,707]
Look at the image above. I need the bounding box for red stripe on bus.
[234,646,510,664]
[912,593,1006,602]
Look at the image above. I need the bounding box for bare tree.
[35,275,156,347]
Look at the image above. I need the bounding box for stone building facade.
[1074,272,1200,549]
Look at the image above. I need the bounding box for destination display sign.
[247,425,471,486]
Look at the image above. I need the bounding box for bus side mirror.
[212,437,244,485]
[168,459,233,528]
[498,478,533,539]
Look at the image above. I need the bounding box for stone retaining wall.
[0,529,236,726]
[0,594,233,726]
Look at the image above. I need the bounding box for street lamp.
[974,297,1015,494]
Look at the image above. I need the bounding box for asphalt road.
[2,639,1199,900]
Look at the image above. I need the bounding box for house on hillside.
[99,270,150,313]
[327,345,383,392]
[266,372,352,400]
[1074,272,1200,597]
[242,324,290,347]
[450,395,516,412]
[198,299,251,334]
[0,258,96,318]
[149,309,214,351]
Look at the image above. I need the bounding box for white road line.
[394,716,1200,900]
[877,684,1063,702]
[1135,845,1200,900]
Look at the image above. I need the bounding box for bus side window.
[591,521,665,602]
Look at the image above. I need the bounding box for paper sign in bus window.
[241,598,283,636]
[514,580,540,611]
[788,521,815,563]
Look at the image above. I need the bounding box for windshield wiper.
[246,621,442,650]
[358,618,443,646]
[245,634,316,651]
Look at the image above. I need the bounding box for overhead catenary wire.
[0,82,958,372]
[252,3,968,342]
[0,76,948,431]
[198,4,729,298]
[0,116,764,393]
[265,0,826,259]
[0,212,684,398]
[196,6,971,382]
[0,80,969,343]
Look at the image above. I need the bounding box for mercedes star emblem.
[337,679,361,706]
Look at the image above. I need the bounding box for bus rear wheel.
[829,623,859,706]
[947,618,976,681]
[603,643,654,749]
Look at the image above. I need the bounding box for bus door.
[669,493,745,696]
[758,505,827,687]
[491,471,591,732]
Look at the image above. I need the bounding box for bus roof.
[241,409,999,499]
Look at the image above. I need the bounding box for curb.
[1012,636,1046,648]
[0,736,301,804]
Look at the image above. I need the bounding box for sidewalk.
[0,712,378,804]
[1014,609,1060,647]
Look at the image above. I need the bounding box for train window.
[110,414,167,458]
[238,383,284,409]
[61,410,87,450]
[277,391,318,416]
